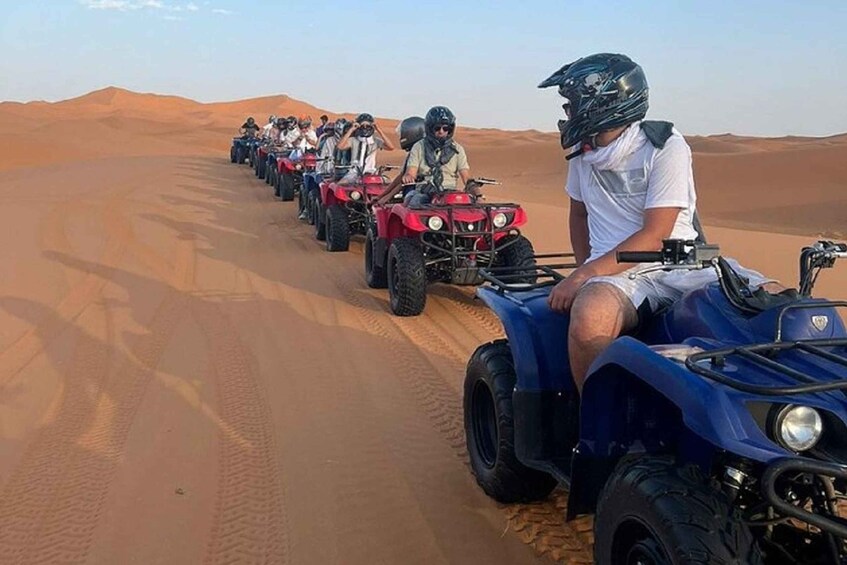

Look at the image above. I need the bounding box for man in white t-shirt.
[261,115,276,139]
[336,113,395,184]
[538,53,776,393]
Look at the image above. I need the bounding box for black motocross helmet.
[424,106,456,146]
[246,117,256,126]
[355,113,375,138]
[274,117,286,129]
[539,53,648,151]
[396,116,425,151]
[334,118,351,138]
[285,115,297,130]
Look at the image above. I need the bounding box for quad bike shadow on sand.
[365,178,534,317]
[465,238,847,564]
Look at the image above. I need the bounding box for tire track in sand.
[193,297,288,565]
[299,245,594,563]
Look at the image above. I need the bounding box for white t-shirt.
[281,128,299,147]
[349,136,385,174]
[261,123,274,138]
[567,125,699,262]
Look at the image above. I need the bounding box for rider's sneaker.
[298,211,308,220]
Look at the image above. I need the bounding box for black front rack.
[686,338,847,396]
[479,252,578,293]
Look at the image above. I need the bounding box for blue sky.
[1,1,846,136]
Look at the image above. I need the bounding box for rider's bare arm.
[569,199,590,266]
[402,166,419,185]
[579,207,682,279]
[337,124,357,150]
[459,169,478,194]
[374,123,395,151]
[376,174,404,204]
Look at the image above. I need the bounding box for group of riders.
[235,51,779,391]
[238,105,475,217]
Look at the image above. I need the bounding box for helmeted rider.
[538,52,777,393]
[336,112,395,184]
[375,116,426,205]
[332,118,353,169]
[289,115,318,153]
[315,121,337,175]
[262,115,276,139]
[401,106,473,208]
[239,116,261,137]
[270,116,288,144]
[280,115,299,147]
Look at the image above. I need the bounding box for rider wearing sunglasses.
[336,113,395,184]
[402,106,473,208]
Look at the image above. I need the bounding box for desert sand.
[0,87,845,564]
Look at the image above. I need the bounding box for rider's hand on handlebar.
[402,173,416,184]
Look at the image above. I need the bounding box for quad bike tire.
[325,205,350,252]
[464,340,557,503]
[230,147,237,163]
[236,146,247,164]
[387,238,427,316]
[496,235,536,283]
[314,202,327,241]
[253,154,261,176]
[365,226,388,288]
[594,457,763,565]
[280,172,296,202]
[266,166,274,186]
[306,191,316,226]
[258,158,266,180]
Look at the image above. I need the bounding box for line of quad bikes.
[231,132,847,564]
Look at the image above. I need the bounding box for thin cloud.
[212,8,233,15]
[79,0,201,13]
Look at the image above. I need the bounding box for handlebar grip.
[616,251,663,263]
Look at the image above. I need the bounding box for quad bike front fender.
[476,286,573,393]
[582,337,797,464]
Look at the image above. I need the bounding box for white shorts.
[585,258,775,312]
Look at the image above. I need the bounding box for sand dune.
[0,87,846,564]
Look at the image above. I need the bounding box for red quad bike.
[366,178,535,316]
[275,149,317,202]
[315,165,399,252]
[254,142,272,180]
[264,146,291,190]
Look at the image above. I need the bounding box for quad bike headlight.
[492,212,508,229]
[295,164,303,171]
[427,216,444,231]
[775,405,823,452]
[350,190,362,201]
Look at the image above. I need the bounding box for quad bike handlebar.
[799,240,847,296]
[617,240,721,279]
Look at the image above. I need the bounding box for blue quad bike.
[465,238,847,564]
[229,135,261,165]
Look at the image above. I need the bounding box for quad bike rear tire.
[594,457,763,565]
[365,226,388,288]
[230,147,237,163]
[280,172,295,202]
[266,166,274,186]
[325,205,350,252]
[464,340,557,503]
[307,191,317,226]
[314,202,327,241]
[236,146,247,164]
[387,238,426,316]
[258,158,266,180]
[496,235,536,283]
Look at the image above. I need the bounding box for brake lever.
[627,262,715,280]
